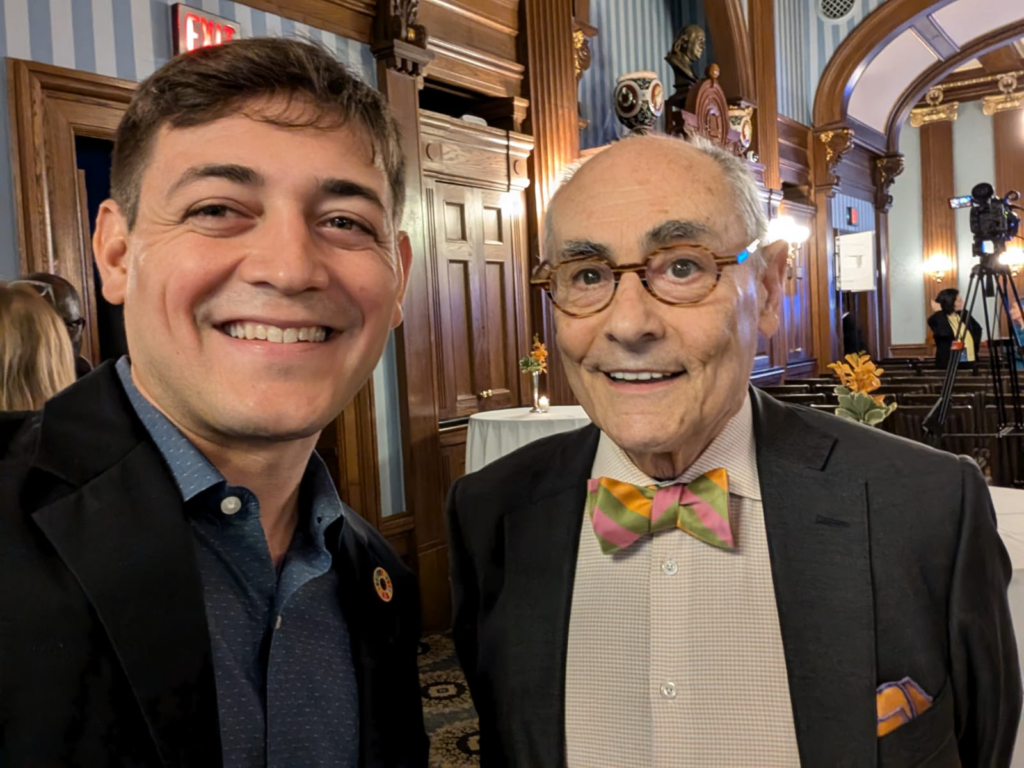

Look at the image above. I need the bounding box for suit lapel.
[751,389,878,768]
[29,364,221,765]
[501,425,600,767]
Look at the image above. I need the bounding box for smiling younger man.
[447,134,1020,767]
[0,39,427,766]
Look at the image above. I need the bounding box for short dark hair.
[936,288,960,314]
[111,37,404,231]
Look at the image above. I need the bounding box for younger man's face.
[94,97,411,446]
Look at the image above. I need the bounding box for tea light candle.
[538,396,550,411]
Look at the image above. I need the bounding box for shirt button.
[662,559,678,576]
[661,681,677,699]
[275,615,283,630]
[220,496,242,516]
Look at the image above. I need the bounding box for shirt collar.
[114,356,346,537]
[116,355,222,502]
[591,392,761,501]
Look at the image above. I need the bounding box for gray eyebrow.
[642,219,709,250]
[556,240,613,262]
[167,164,263,197]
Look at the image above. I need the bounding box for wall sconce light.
[767,215,811,279]
[923,253,953,283]
[999,246,1024,278]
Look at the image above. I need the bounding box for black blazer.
[928,310,983,369]
[448,389,1021,767]
[0,363,428,767]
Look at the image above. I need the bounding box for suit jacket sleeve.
[446,479,479,695]
[949,456,1022,765]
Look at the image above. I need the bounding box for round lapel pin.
[373,567,394,603]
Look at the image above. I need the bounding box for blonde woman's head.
[0,282,76,411]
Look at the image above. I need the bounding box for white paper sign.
[837,231,876,292]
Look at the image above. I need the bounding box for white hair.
[544,131,769,269]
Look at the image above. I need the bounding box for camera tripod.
[923,259,1023,485]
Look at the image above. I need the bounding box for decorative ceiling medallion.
[982,73,1024,116]
[910,88,959,127]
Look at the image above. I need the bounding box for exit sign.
[173,4,240,54]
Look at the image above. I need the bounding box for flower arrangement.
[519,335,548,375]
[827,352,898,427]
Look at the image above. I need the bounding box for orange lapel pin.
[373,567,394,602]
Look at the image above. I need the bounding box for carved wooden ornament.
[873,154,905,214]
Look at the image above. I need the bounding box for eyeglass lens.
[550,246,720,313]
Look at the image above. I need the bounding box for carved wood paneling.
[920,121,958,313]
[521,0,580,406]
[780,201,817,366]
[751,0,781,190]
[704,0,756,107]
[777,115,813,192]
[242,0,375,42]
[994,109,1024,300]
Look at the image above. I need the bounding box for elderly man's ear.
[757,239,790,337]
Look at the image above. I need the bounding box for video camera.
[949,183,1021,264]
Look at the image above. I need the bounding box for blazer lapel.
[499,425,600,768]
[751,389,878,768]
[28,364,221,765]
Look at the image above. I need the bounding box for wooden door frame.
[6,57,383,529]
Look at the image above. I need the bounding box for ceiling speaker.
[817,0,856,23]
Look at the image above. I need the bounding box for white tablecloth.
[465,406,592,474]
[993,487,1024,767]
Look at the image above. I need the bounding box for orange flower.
[531,334,548,374]
[830,352,885,394]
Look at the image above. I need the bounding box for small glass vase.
[529,371,542,413]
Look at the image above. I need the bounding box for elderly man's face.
[547,137,784,472]
[94,97,410,446]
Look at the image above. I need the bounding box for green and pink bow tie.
[585,470,734,555]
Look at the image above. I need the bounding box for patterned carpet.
[419,634,481,767]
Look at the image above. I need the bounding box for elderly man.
[0,39,426,766]
[447,134,1020,767]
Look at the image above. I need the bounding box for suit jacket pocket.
[879,680,960,768]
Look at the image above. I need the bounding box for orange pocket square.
[876,678,933,737]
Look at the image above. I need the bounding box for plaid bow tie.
[585,470,734,555]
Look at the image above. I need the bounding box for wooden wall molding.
[704,0,756,107]
[873,154,905,214]
[520,0,579,406]
[421,110,533,190]
[242,0,375,43]
[777,115,812,193]
[919,120,958,314]
[425,38,525,97]
[750,0,780,190]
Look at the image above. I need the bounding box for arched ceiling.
[814,0,1024,153]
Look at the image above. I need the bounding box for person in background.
[928,287,982,369]
[0,282,76,410]
[18,272,92,377]
[0,38,426,766]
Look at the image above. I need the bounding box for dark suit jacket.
[448,389,1021,767]
[0,363,428,767]
[928,310,983,369]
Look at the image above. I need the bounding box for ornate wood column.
[521,0,579,405]
[372,1,451,631]
[749,0,780,190]
[919,121,958,314]
[873,154,905,357]
[811,127,855,370]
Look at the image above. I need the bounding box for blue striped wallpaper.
[775,0,889,126]
[0,0,376,280]
[579,0,710,150]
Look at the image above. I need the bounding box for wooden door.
[430,181,521,420]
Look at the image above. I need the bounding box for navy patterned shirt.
[116,357,359,767]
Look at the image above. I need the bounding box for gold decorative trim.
[910,88,958,127]
[982,73,1024,115]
